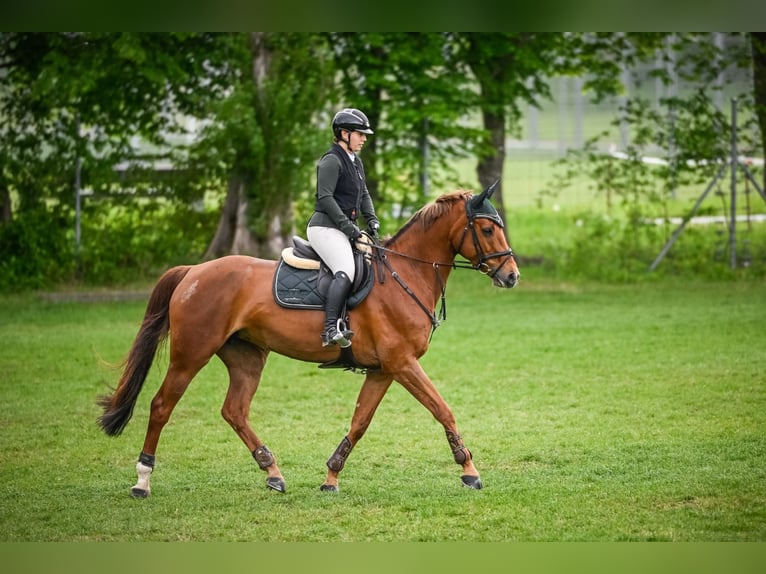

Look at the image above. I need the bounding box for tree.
[557,32,760,199]
[200,32,331,259]
[0,33,240,288]
[0,33,237,214]
[541,33,765,276]
[326,33,481,227]
[0,33,332,284]
[455,33,568,232]
[751,32,766,192]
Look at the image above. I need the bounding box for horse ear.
[470,179,500,208]
[485,179,500,200]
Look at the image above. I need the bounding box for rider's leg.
[321,271,354,347]
[306,226,356,347]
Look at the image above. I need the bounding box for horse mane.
[386,190,472,246]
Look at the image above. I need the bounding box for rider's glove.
[349,225,363,240]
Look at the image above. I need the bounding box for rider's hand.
[367,221,380,239]
[349,225,363,240]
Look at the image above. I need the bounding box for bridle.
[368,194,516,336]
[453,199,516,277]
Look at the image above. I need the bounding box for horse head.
[459,180,519,288]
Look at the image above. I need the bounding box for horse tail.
[97,265,192,436]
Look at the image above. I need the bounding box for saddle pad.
[273,257,375,311]
[273,259,325,309]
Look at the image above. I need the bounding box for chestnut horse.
[98,185,519,496]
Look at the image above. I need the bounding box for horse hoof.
[266,477,286,493]
[319,484,338,492]
[461,475,483,490]
[130,487,150,498]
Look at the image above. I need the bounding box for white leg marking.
[133,461,153,494]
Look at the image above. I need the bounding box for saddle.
[272,234,375,311]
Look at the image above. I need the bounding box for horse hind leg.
[132,358,209,497]
[217,337,285,493]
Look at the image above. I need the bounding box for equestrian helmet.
[332,108,374,139]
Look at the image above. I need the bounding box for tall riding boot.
[321,271,354,347]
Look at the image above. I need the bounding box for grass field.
[1,268,764,542]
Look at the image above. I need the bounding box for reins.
[374,248,447,339]
[367,208,515,339]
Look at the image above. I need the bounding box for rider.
[307,108,380,347]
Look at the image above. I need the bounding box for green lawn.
[1,270,764,542]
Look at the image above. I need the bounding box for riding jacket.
[308,143,378,238]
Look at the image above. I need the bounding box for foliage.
[0,33,244,288]
[549,209,766,282]
[457,33,566,124]
[540,33,765,280]
[0,207,73,291]
[753,33,766,179]
[188,33,330,240]
[0,197,218,292]
[326,33,483,229]
[0,33,238,208]
[76,198,219,285]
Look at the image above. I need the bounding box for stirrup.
[322,320,354,348]
[322,329,354,348]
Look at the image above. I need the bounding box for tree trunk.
[244,31,290,258]
[0,184,11,224]
[202,32,292,261]
[362,46,385,203]
[203,173,291,260]
[751,32,766,193]
[231,180,259,255]
[476,108,509,238]
[203,175,241,260]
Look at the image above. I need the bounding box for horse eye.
[481,226,494,237]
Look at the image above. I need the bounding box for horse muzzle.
[492,270,519,288]
[477,250,519,289]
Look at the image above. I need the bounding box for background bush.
[0,197,219,292]
[76,198,218,285]
[0,208,74,292]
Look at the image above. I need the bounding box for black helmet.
[332,108,374,139]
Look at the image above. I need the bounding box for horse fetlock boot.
[252,445,275,469]
[446,430,471,464]
[321,271,354,347]
[327,436,353,472]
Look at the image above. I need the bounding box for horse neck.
[385,216,457,297]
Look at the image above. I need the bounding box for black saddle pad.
[273,256,374,310]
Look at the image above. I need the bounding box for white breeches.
[306,225,355,282]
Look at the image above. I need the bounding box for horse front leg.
[321,371,393,492]
[446,429,482,489]
[395,360,483,490]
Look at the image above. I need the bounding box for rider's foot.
[321,326,354,348]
